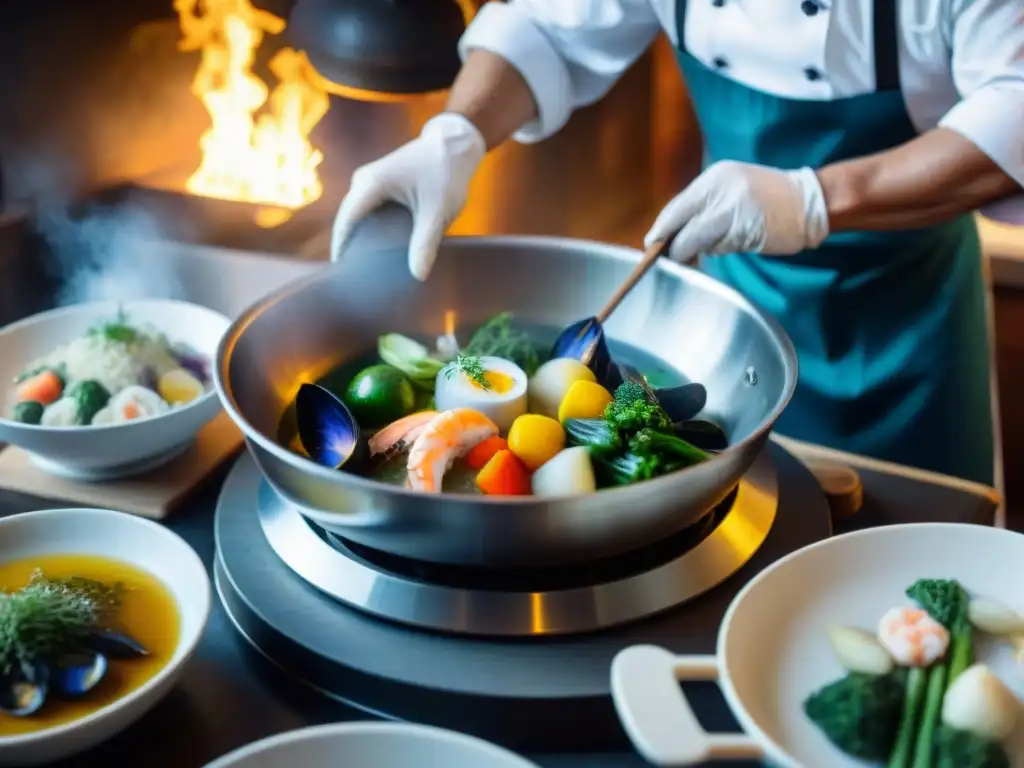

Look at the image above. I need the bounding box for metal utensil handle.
[611,645,763,766]
[594,240,665,325]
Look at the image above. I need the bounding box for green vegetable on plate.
[378,334,444,390]
[932,724,1010,768]
[66,380,111,425]
[343,364,416,428]
[11,401,44,425]
[592,451,662,486]
[803,670,907,764]
[563,418,623,457]
[604,381,672,435]
[629,428,708,467]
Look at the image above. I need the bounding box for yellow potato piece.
[507,414,566,471]
[158,368,204,406]
[557,380,614,422]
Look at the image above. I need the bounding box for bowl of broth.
[0,507,210,766]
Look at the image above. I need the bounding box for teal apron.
[674,0,994,484]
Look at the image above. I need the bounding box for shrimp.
[369,411,438,458]
[406,408,499,492]
[877,606,950,667]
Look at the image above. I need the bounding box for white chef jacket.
[458,0,1024,188]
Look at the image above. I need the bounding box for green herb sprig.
[0,571,124,676]
[462,313,543,376]
[88,307,141,345]
[445,354,490,390]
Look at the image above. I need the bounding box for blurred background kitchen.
[1,0,1023,511]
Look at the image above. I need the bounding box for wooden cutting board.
[0,412,244,518]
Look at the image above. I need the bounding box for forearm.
[817,128,1020,232]
[445,50,539,150]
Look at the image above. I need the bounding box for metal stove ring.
[256,449,779,636]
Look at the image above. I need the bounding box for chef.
[331,0,1024,485]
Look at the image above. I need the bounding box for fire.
[175,0,329,218]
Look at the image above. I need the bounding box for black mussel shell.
[0,662,49,717]
[656,382,707,422]
[50,651,107,697]
[674,419,728,451]
[83,629,149,659]
[551,318,621,389]
[618,364,706,422]
[295,383,361,470]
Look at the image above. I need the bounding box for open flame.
[175,0,329,220]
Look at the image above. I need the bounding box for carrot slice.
[16,370,63,406]
[475,450,531,496]
[465,436,508,470]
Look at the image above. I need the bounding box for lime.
[343,365,416,427]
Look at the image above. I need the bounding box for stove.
[213,441,833,751]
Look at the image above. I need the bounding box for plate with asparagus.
[611,523,1024,767]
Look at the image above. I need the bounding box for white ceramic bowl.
[612,523,1024,767]
[202,722,540,768]
[0,299,230,480]
[0,507,211,766]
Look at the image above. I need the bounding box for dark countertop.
[0,445,1003,768]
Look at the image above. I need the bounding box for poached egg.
[434,356,527,432]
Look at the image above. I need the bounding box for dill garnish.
[88,307,140,345]
[462,313,543,376]
[0,571,124,676]
[445,355,490,389]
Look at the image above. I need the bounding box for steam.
[12,153,187,307]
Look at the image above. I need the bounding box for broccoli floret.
[604,382,672,434]
[933,725,1010,768]
[906,579,968,630]
[629,428,709,467]
[803,671,905,763]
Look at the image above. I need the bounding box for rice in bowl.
[7,310,211,428]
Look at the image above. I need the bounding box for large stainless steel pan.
[215,225,797,568]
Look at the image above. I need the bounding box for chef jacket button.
[800,0,820,15]
[804,66,822,81]
[712,56,729,69]
[712,0,725,6]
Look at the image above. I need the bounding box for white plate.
[0,507,211,766]
[612,523,1024,767]
[202,722,540,768]
[0,299,230,480]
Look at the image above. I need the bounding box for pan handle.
[611,645,764,766]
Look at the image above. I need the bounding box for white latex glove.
[644,160,831,262]
[331,113,487,281]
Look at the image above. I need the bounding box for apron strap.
[672,0,902,94]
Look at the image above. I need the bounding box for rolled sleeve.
[938,0,1024,188]
[458,0,662,143]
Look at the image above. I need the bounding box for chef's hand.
[331,113,487,281]
[645,161,831,262]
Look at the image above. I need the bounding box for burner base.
[214,444,831,751]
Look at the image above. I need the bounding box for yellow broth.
[0,554,180,736]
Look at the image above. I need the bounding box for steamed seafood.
[5,309,210,428]
[282,312,724,497]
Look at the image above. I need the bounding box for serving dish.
[0,299,230,480]
[0,507,210,766]
[611,523,1024,767]
[215,234,797,568]
[202,722,540,768]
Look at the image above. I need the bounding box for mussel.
[50,651,107,697]
[617,364,707,422]
[550,319,622,389]
[0,663,48,717]
[674,419,729,451]
[0,630,148,716]
[295,383,362,470]
[83,629,149,659]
